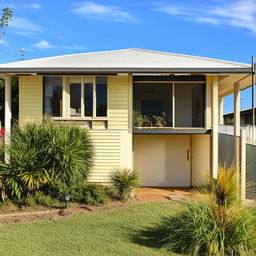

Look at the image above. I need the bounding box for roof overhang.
[0,67,252,75]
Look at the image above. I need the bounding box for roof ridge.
[129,48,250,67]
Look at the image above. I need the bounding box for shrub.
[42,119,94,185]
[45,179,71,201]
[25,197,37,207]
[164,202,256,256]
[33,191,60,207]
[0,118,94,200]
[45,181,110,206]
[164,165,256,256]
[71,183,110,205]
[111,169,139,201]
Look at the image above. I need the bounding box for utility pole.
[19,48,25,60]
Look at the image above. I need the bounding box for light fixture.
[64,193,71,209]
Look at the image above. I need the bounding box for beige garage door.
[134,135,191,187]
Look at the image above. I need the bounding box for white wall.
[191,134,211,186]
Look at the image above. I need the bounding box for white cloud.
[72,1,137,22]
[33,40,55,49]
[155,0,256,34]
[196,17,219,25]
[33,40,86,50]
[30,3,42,9]
[9,17,42,37]
[0,39,8,45]
[1,3,42,9]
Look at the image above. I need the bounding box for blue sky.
[0,0,256,114]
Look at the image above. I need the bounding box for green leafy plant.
[164,165,256,256]
[0,118,94,201]
[71,183,110,205]
[25,197,37,207]
[164,202,256,256]
[40,118,94,185]
[111,168,139,201]
[33,191,60,207]
[134,111,168,127]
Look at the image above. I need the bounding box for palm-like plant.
[111,168,139,201]
[42,119,94,185]
[7,123,50,195]
[0,118,94,200]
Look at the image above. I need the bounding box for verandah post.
[4,74,11,163]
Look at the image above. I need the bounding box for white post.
[234,82,240,171]
[212,76,219,178]
[219,96,224,125]
[240,128,246,201]
[4,74,12,163]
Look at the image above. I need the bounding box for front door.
[134,135,191,187]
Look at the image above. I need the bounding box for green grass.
[0,202,182,256]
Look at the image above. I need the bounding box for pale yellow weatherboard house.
[0,49,253,187]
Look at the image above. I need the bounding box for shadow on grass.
[128,218,170,249]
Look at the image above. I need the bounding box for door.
[134,135,190,187]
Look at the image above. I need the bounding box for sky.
[0,0,256,114]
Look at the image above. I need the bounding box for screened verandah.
[133,75,206,132]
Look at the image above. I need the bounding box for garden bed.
[0,200,132,225]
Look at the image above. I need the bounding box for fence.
[219,125,256,200]
[219,124,256,144]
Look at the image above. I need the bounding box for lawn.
[0,202,182,256]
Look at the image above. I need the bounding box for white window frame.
[52,75,108,121]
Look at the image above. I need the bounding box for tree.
[0,8,16,127]
[0,8,12,32]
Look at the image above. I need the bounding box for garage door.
[134,135,191,187]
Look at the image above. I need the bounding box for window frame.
[43,76,63,117]
[49,75,108,121]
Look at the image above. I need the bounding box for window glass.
[43,76,62,117]
[84,83,93,117]
[134,83,173,127]
[175,83,204,127]
[96,77,107,117]
[70,83,81,117]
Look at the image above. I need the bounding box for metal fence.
[218,128,256,200]
[219,125,256,144]
[246,144,256,199]
[218,133,234,167]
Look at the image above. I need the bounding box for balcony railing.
[219,125,256,144]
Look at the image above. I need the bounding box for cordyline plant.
[163,165,256,256]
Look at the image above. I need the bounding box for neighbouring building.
[224,108,256,126]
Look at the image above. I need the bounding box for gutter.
[0,67,252,74]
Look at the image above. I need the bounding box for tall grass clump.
[111,168,139,201]
[0,118,94,200]
[164,165,256,256]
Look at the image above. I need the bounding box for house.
[0,49,254,187]
[224,108,256,126]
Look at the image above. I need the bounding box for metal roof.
[0,48,252,74]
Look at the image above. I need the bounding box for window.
[43,76,62,117]
[70,83,81,117]
[68,76,108,118]
[96,77,107,117]
[175,83,205,127]
[84,83,93,117]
